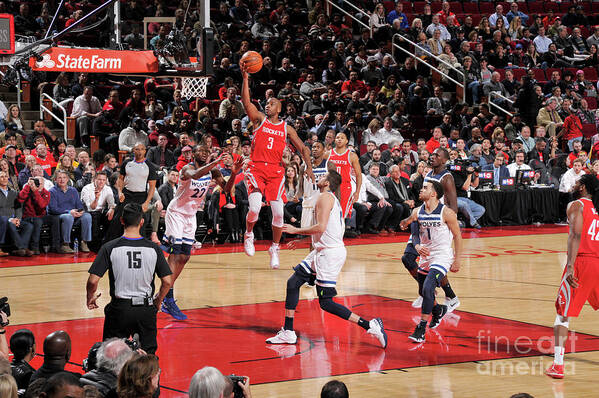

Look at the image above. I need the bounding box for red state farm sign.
[30,47,158,73]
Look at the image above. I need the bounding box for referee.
[86,203,173,354]
[105,142,158,242]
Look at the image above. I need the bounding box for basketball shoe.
[269,243,280,269]
[445,297,461,313]
[266,328,297,344]
[411,296,423,308]
[409,323,426,343]
[161,297,188,320]
[545,363,564,379]
[367,318,388,348]
[244,232,255,256]
[429,304,448,329]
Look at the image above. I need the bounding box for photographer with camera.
[189,366,252,398]
[81,338,134,397]
[450,158,485,229]
[9,328,36,392]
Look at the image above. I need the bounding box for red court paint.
[0,225,568,268]
[11,295,598,397]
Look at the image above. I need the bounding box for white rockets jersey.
[302,159,328,209]
[167,175,211,216]
[312,192,345,250]
[417,202,454,274]
[424,169,451,205]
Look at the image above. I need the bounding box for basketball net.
[181,76,209,100]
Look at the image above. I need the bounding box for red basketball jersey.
[578,198,599,257]
[328,149,352,184]
[251,118,287,164]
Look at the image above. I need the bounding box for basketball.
[241,51,263,74]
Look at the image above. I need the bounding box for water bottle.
[73,238,79,254]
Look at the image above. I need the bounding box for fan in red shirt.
[341,71,368,99]
[425,127,443,154]
[547,174,599,379]
[32,143,56,175]
[240,62,314,269]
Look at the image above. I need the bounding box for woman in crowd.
[283,165,300,225]
[409,18,424,42]
[508,16,524,40]
[52,138,67,161]
[117,355,161,398]
[0,374,17,398]
[379,75,398,99]
[0,158,19,191]
[5,105,24,130]
[52,73,73,107]
[477,17,493,41]
[102,154,118,174]
[523,43,541,68]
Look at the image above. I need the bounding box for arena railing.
[325,0,372,37]
[39,93,72,141]
[391,33,466,104]
[488,91,514,117]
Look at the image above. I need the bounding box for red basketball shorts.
[245,161,285,202]
[555,256,599,318]
[339,183,353,218]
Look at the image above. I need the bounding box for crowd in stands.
[0,314,354,397]
[0,0,597,256]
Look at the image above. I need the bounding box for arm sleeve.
[410,221,421,245]
[154,246,173,278]
[88,245,110,276]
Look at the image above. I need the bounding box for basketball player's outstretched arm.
[282,193,334,236]
[240,64,265,126]
[350,152,362,203]
[220,156,245,193]
[564,201,583,288]
[444,208,462,272]
[287,125,315,182]
[180,155,222,181]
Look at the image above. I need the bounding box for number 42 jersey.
[167,175,212,216]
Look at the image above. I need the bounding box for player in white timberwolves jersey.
[265,170,388,348]
[161,145,243,320]
[401,180,462,343]
[299,141,332,229]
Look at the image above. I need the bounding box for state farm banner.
[30,47,158,73]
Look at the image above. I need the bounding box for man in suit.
[147,133,175,170]
[482,153,510,186]
[537,98,563,138]
[384,164,414,228]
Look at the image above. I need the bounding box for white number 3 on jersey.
[267,137,274,149]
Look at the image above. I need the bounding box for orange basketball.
[241,51,263,74]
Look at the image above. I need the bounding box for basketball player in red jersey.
[241,63,314,269]
[546,174,599,379]
[325,131,362,219]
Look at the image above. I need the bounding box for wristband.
[0,330,6,334]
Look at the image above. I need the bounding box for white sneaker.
[244,232,255,256]
[367,318,388,349]
[266,328,297,344]
[411,296,423,308]
[445,297,461,313]
[269,244,280,269]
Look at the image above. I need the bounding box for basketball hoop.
[181,76,209,100]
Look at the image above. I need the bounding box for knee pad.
[402,253,418,271]
[318,296,351,320]
[270,199,284,228]
[287,273,307,291]
[247,192,262,223]
[554,315,569,328]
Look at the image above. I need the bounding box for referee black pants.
[103,299,158,354]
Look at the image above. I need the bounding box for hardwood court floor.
[1,226,598,397]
